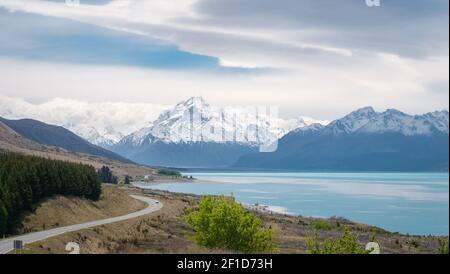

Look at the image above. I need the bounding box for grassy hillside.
[18,185,146,234]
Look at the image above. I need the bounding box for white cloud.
[0,0,448,119]
[0,0,447,68]
[0,92,170,145]
[0,57,447,121]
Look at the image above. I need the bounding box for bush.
[438,239,449,254]
[185,195,275,253]
[312,220,335,231]
[157,169,181,177]
[306,229,369,254]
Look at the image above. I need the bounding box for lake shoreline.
[124,185,449,254]
[133,172,449,236]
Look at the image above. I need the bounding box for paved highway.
[0,195,162,254]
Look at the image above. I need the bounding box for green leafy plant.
[306,229,369,254]
[185,195,275,253]
[437,239,449,254]
[312,220,335,231]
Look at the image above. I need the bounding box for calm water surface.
[136,172,449,236]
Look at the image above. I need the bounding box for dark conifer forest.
[0,153,101,235]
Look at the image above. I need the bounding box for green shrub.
[185,195,275,253]
[157,169,181,177]
[306,229,369,254]
[312,220,335,231]
[438,239,449,254]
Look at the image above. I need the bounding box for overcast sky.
[0,0,448,120]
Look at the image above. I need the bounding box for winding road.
[0,195,162,254]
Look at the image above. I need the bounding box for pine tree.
[0,199,8,236]
[0,153,102,235]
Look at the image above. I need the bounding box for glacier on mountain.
[121,97,328,147]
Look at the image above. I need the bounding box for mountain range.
[234,107,449,171]
[1,96,448,171]
[0,95,169,147]
[109,97,328,167]
[0,117,133,164]
[0,118,157,181]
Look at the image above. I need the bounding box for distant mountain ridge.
[0,117,134,164]
[0,95,328,147]
[110,97,328,167]
[234,107,449,171]
[323,107,449,136]
[0,95,171,148]
[2,98,447,170]
[121,97,327,146]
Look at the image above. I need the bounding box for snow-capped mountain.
[234,107,449,171]
[325,107,449,136]
[121,96,328,147]
[111,97,329,167]
[61,123,124,147]
[0,95,169,147]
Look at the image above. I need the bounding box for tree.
[0,199,8,236]
[124,175,131,185]
[185,195,275,253]
[306,229,369,254]
[0,153,102,235]
[157,169,181,177]
[97,166,118,184]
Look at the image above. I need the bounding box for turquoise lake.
[136,172,449,236]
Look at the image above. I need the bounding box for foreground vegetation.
[186,196,275,253]
[0,153,101,235]
[18,188,448,254]
[306,229,370,254]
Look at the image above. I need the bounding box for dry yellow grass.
[16,187,448,254]
[21,187,220,254]
[18,186,146,234]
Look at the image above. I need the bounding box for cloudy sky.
[0,0,448,121]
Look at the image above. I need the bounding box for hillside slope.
[19,186,146,234]
[0,117,133,164]
[0,121,156,179]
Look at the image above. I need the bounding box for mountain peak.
[352,106,376,116]
[177,96,208,109]
[326,106,449,136]
[383,108,406,116]
[125,97,326,145]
